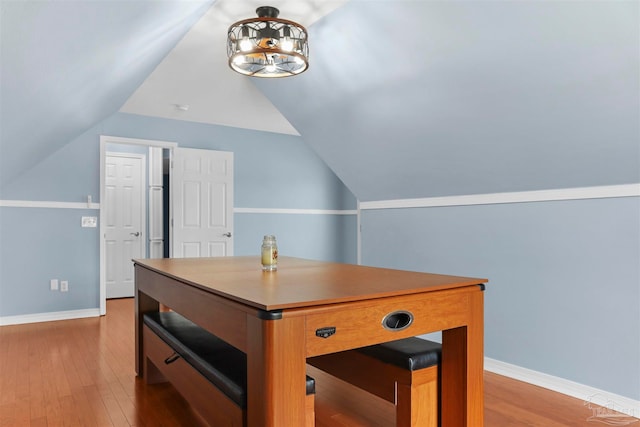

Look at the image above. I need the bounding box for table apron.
[300,286,479,357]
[136,265,249,352]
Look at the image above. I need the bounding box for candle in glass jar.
[261,235,278,271]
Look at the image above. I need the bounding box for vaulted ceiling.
[1,0,637,201]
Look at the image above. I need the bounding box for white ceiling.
[120,0,348,136]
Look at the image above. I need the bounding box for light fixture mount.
[227,6,309,78]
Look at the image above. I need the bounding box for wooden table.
[133,256,487,427]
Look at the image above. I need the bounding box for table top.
[134,256,487,311]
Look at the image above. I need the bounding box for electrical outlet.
[50,279,59,291]
[81,216,97,228]
[60,280,69,292]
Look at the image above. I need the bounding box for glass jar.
[261,235,278,271]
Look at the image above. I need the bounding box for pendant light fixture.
[227,6,309,78]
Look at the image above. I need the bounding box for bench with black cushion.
[143,311,316,427]
[308,337,441,427]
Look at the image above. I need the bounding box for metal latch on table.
[315,326,336,338]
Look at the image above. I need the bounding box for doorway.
[99,138,235,315]
[99,136,177,315]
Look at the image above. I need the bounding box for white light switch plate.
[81,216,97,227]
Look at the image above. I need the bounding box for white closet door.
[171,147,234,258]
[104,153,145,298]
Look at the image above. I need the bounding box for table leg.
[246,314,307,427]
[134,288,159,376]
[441,290,484,427]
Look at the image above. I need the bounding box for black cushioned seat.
[356,337,441,371]
[307,336,441,427]
[143,311,315,408]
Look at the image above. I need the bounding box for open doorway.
[99,136,177,315]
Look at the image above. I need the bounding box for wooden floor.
[0,298,629,427]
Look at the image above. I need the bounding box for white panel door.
[171,148,234,258]
[104,154,145,298]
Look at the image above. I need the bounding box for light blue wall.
[235,213,356,263]
[102,113,356,211]
[361,196,640,400]
[0,207,99,315]
[0,113,357,317]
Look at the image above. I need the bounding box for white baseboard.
[0,308,101,326]
[485,357,640,419]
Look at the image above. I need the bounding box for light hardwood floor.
[0,298,630,427]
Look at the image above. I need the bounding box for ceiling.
[256,0,639,200]
[120,0,348,136]
[0,0,346,186]
[1,0,638,201]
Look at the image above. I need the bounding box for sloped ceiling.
[256,1,639,201]
[1,0,638,202]
[0,0,214,186]
[0,0,346,188]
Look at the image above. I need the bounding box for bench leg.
[144,357,167,385]
[396,367,438,427]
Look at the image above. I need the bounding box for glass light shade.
[227,6,309,78]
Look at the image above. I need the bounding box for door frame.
[99,136,177,315]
